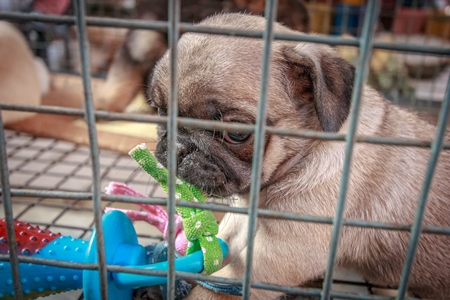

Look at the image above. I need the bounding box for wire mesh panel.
[0,0,450,299]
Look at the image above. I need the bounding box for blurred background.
[1,0,449,114]
[1,0,450,115]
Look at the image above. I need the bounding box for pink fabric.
[34,0,71,15]
[104,182,188,255]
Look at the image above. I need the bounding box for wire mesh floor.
[1,128,166,238]
[1,129,167,299]
[0,129,414,299]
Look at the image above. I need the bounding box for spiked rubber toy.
[0,211,228,299]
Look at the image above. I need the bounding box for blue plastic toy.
[0,210,228,299]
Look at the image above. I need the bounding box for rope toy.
[129,143,223,274]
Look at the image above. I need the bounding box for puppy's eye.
[149,101,166,116]
[156,107,167,116]
[223,131,251,144]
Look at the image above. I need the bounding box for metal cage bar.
[321,1,380,299]
[1,188,449,235]
[166,0,181,298]
[0,11,449,56]
[242,0,278,298]
[0,253,420,300]
[72,0,109,298]
[3,103,450,150]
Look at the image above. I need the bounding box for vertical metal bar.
[242,0,278,299]
[405,0,419,36]
[395,77,450,300]
[321,1,380,299]
[166,0,180,298]
[341,5,350,35]
[0,115,23,299]
[73,1,109,299]
[427,22,450,105]
[406,0,423,108]
[391,0,403,105]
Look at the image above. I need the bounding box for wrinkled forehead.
[150,33,266,104]
[159,33,265,74]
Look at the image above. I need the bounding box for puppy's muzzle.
[155,126,196,169]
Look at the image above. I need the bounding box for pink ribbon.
[104,182,188,255]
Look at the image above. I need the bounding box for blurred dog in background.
[94,0,309,112]
[0,21,50,125]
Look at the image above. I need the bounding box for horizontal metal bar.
[3,188,450,235]
[0,12,170,30]
[17,221,94,234]
[2,103,450,149]
[10,168,108,181]
[3,219,162,240]
[0,103,108,117]
[0,255,241,287]
[0,255,418,300]
[8,199,93,211]
[0,12,449,56]
[372,40,448,56]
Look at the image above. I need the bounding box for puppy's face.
[148,14,354,197]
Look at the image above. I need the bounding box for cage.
[0,0,449,299]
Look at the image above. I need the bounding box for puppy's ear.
[282,46,355,132]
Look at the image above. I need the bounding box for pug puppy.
[149,13,450,300]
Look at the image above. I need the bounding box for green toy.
[129,143,223,274]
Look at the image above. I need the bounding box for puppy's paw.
[185,286,241,300]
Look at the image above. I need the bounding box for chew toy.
[0,211,228,299]
[129,143,223,274]
[104,182,189,255]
